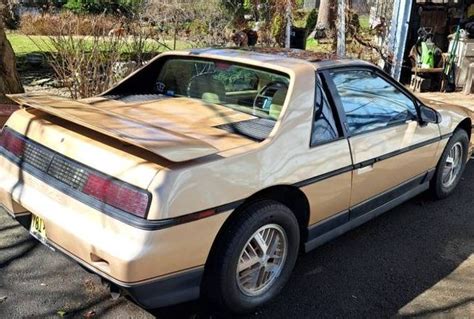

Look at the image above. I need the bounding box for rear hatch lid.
[8,94,221,162]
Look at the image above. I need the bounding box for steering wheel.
[253,81,289,113]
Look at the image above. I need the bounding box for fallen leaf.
[57,310,67,317]
[84,310,96,318]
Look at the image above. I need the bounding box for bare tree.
[144,0,232,49]
[0,3,23,103]
[32,13,132,99]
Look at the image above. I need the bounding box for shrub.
[1,1,20,29]
[271,14,285,47]
[64,0,143,17]
[20,13,120,36]
[305,8,318,32]
[144,0,233,48]
[30,13,164,99]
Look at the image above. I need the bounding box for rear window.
[154,58,290,122]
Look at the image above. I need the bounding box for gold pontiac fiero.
[1,49,473,313]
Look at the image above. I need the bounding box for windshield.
[154,58,290,121]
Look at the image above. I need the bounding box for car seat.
[187,74,226,104]
[269,88,288,120]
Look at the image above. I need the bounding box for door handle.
[354,159,376,174]
[357,165,374,175]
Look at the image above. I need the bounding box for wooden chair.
[410,53,448,92]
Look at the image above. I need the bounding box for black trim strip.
[307,210,349,239]
[320,70,350,138]
[294,165,353,188]
[441,133,453,140]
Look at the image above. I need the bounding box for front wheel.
[204,200,300,314]
[431,129,469,199]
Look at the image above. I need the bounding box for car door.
[300,75,353,239]
[323,67,441,218]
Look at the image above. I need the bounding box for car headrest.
[269,88,288,120]
[188,74,226,103]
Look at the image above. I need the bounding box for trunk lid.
[7,94,256,163]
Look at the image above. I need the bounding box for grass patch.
[7,33,52,57]
[306,38,333,53]
[359,15,370,31]
[7,32,193,57]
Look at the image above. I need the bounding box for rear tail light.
[83,173,149,218]
[0,127,151,218]
[0,129,25,157]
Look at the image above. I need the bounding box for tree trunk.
[308,0,336,39]
[316,0,332,30]
[0,21,23,103]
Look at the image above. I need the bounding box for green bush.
[243,0,252,10]
[271,14,285,46]
[305,8,318,32]
[64,0,143,16]
[187,20,208,36]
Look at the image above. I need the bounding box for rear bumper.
[3,210,203,308]
[123,267,203,309]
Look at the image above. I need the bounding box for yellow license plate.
[30,214,47,241]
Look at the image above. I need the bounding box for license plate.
[30,214,47,242]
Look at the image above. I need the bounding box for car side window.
[311,82,339,146]
[330,70,417,135]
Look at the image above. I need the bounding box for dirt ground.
[417,91,474,109]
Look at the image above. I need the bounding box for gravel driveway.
[1,163,473,318]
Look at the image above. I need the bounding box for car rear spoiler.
[7,94,219,162]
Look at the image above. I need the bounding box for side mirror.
[419,105,441,125]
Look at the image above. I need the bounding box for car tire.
[203,200,300,314]
[431,129,469,199]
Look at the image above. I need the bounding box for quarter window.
[330,70,417,135]
[311,83,339,146]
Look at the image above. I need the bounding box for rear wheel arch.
[431,129,469,199]
[453,118,472,157]
[205,185,310,268]
[456,118,472,142]
[240,185,310,244]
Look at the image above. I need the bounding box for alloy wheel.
[442,141,463,188]
[236,224,288,297]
